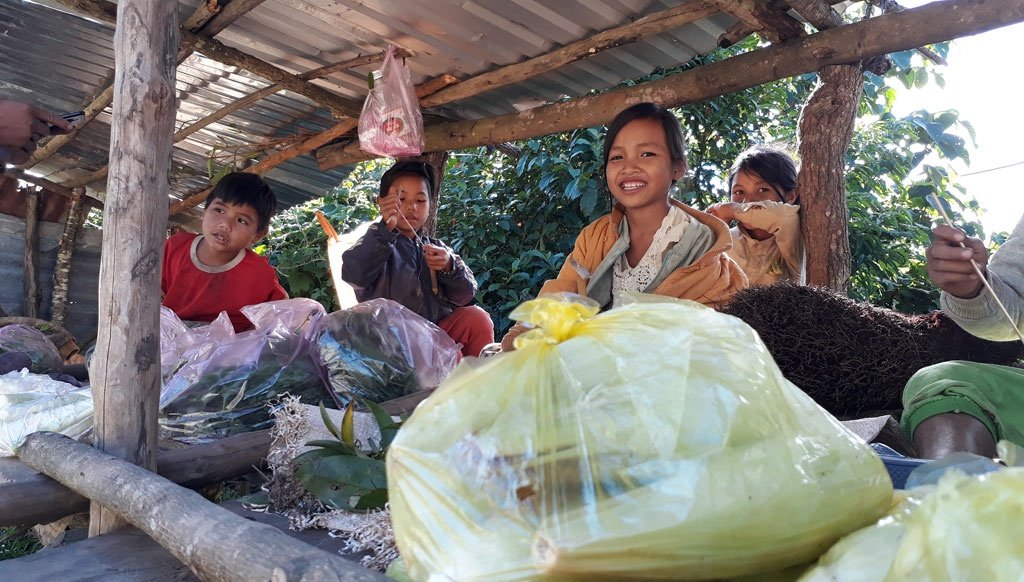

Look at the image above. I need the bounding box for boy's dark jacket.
[341,221,477,323]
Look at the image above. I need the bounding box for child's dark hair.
[379,161,437,199]
[729,146,799,203]
[602,102,688,178]
[205,172,277,232]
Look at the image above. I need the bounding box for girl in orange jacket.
[501,102,747,350]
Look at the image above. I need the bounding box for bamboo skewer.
[929,194,1024,348]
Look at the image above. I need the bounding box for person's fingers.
[7,146,32,166]
[30,117,50,140]
[32,106,72,134]
[931,223,967,244]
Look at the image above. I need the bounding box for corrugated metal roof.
[0,212,101,343]
[2,0,736,209]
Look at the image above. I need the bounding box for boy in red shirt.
[162,172,287,332]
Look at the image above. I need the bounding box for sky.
[891,5,1024,238]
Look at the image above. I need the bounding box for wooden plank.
[88,0,178,537]
[18,433,387,580]
[317,0,1024,170]
[0,430,273,529]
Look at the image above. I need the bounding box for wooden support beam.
[0,430,273,529]
[27,0,267,171]
[18,432,388,580]
[6,169,103,205]
[22,188,41,319]
[419,0,722,109]
[56,0,363,118]
[714,0,806,43]
[788,0,843,28]
[318,0,1024,170]
[167,73,458,217]
[89,0,178,537]
[173,50,396,146]
[50,187,86,327]
[182,31,363,118]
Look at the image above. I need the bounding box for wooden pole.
[90,0,178,536]
[18,432,387,581]
[0,430,273,529]
[317,0,1024,170]
[49,187,86,327]
[22,188,41,319]
[796,64,862,291]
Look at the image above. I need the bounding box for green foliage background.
[263,39,986,335]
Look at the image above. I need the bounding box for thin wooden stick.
[395,186,438,295]
[929,194,1024,348]
[314,210,338,239]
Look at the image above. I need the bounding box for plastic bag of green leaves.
[316,299,459,406]
[159,299,333,440]
[801,463,1024,582]
[387,293,893,581]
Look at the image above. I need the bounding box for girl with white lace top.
[501,102,746,350]
[708,146,806,287]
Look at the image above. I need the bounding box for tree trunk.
[22,188,41,319]
[90,0,178,536]
[18,432,387,581]
[796,64,863,292]
[50,187,86,327]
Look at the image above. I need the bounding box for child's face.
[383,174,431,235]
[731,170,796,204]
[605,118,685,213]
[201,199,265,255]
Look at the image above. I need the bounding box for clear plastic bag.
[159,299,333,440]
[315,298,460,406]
[387,293,894,581]
[358,45,424,157]
[0,324,63,373]
[159,307,234,380]
[800,466,1024,582]
[0,369,93,456]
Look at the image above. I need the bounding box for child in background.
[162,172,287,332]
[501,102,747,350]
[341,161,494,358]
[707,146,805,286]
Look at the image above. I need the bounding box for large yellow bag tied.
[387,294,892,581]
[801,466,1024,582]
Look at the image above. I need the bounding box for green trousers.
[901,360,1024,447]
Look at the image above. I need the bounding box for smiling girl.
[501,102,747,349]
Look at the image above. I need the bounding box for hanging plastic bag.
[315,298,460,406]
[800,466,1024,582]
[0,324,63,374]
[159,299,332,440]
[0,369,93,456]
[358,45,424,157]
[387,293,893,581]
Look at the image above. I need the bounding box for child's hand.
[926,224,989,299]
[378,191,400,229]
[707,202,739,223]
[422,244,452,272]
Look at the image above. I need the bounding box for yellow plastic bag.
[801,466,1024,582]
[387,294,892,580]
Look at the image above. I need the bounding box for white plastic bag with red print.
[358,45,424,157]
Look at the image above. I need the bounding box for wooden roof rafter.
[713,0,807,43]
[317,0,1024,170]
[23,0,269,169]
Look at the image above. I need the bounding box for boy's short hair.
[205,172,277,232]
[379,161,437,199]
